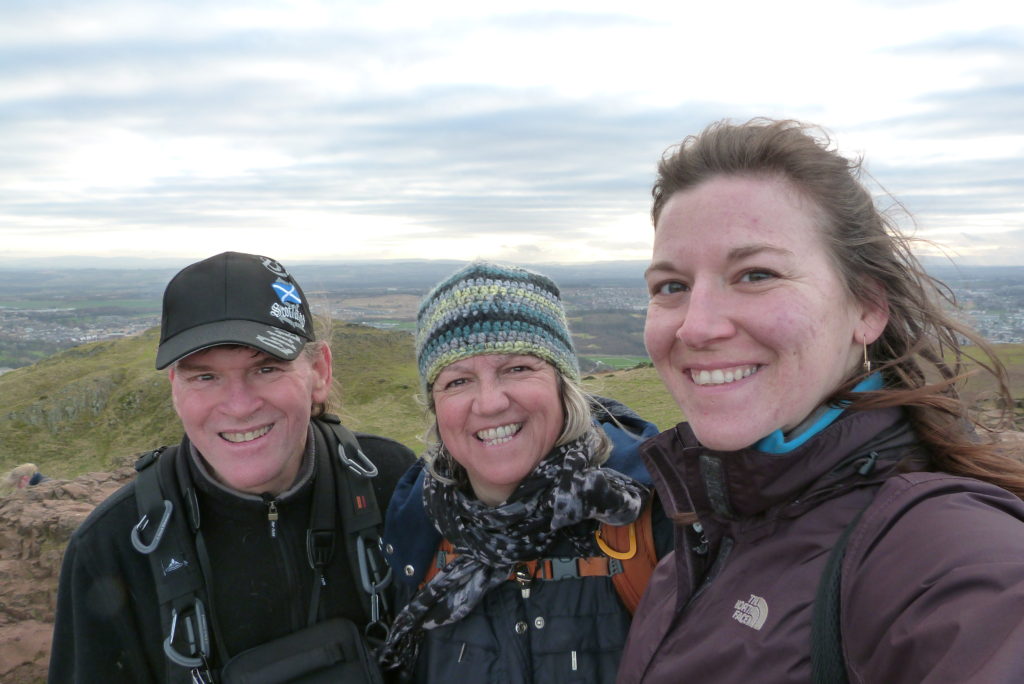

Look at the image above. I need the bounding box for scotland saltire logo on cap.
[269,278,307,331]
[272,281,302,305]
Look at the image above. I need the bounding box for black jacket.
[49,424,414,683]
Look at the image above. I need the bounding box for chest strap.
[421,501,656,613]
[433,544,625,582]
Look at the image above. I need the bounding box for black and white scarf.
[378,429,648,672]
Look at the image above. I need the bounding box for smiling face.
[644,174,887,451]
[168,343,332,495]
[432,354,564,506]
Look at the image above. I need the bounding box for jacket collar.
[641,407,912,522]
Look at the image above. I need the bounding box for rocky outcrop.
[0,467,135,684]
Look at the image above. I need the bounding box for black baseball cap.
[156,251,316,370]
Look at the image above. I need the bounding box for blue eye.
[654,281,687,295]
[739,270,775,283]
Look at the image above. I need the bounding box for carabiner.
[162,599,210,668]
[337,443,378,478]
[131,500,173,554]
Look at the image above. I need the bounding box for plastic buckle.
[550,557,579,581]
[608,558,624,576]
[130,500,173,554]
[306,529,335,569]
[163,598,210,668]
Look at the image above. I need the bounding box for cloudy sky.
[2,0,1022,266]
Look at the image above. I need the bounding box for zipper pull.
[513,563,533,599]
[691,522,709,556]
[266,500,279,538]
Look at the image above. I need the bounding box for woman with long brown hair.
[619,118,1024,683]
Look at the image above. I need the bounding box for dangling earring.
[862,339,872,374]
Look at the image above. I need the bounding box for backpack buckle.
[550,557,580,581]
[306,529,335,569]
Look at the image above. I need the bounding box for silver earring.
[862,340,872,374]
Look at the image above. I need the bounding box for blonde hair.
[3,463,39,493]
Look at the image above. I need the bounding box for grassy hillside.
[2,332,1021,480]
[582,366,680,432]
[0,322,424,478]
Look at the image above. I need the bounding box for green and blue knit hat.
[416,262,580,390]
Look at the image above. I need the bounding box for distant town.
[1,262,1022,373]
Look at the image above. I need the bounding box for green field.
[582,355,650,370]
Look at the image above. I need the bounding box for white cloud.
[0,0,1021,264]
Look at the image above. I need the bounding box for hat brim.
[155,320,311,369]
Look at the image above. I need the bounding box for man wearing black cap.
[49,252,415,683]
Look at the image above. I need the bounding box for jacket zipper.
[263,495,305,628]
[685,535,734,609]
[266,499,279,538]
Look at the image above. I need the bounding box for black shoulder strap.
[315,415,383,535]
[314,415,393,640]
[810,507,867,684]
[132,446,220,682]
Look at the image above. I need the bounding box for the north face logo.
[732,594,768,630]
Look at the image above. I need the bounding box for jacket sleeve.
[48,525,159,684]
[843,474,1024,683]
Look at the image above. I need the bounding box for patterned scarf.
[378,429,649,672]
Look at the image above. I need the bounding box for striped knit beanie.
[416,262,580,390]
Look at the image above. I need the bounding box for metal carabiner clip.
[337,443,378,478]
[130,500,173,554]
[163,598,211,668]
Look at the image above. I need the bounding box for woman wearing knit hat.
[379,262,669,683]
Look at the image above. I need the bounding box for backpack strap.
[420,501,657,614]
[314,414,393,641]
[131,445,219,683]
[810,450,889,683]
[596,500,657,614]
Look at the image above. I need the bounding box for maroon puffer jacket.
[618,408,1024,683]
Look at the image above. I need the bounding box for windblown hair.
[653,118,1024,497]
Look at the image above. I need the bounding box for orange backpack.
[421,501,657,614]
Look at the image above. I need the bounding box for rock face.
[0,467,135,684]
